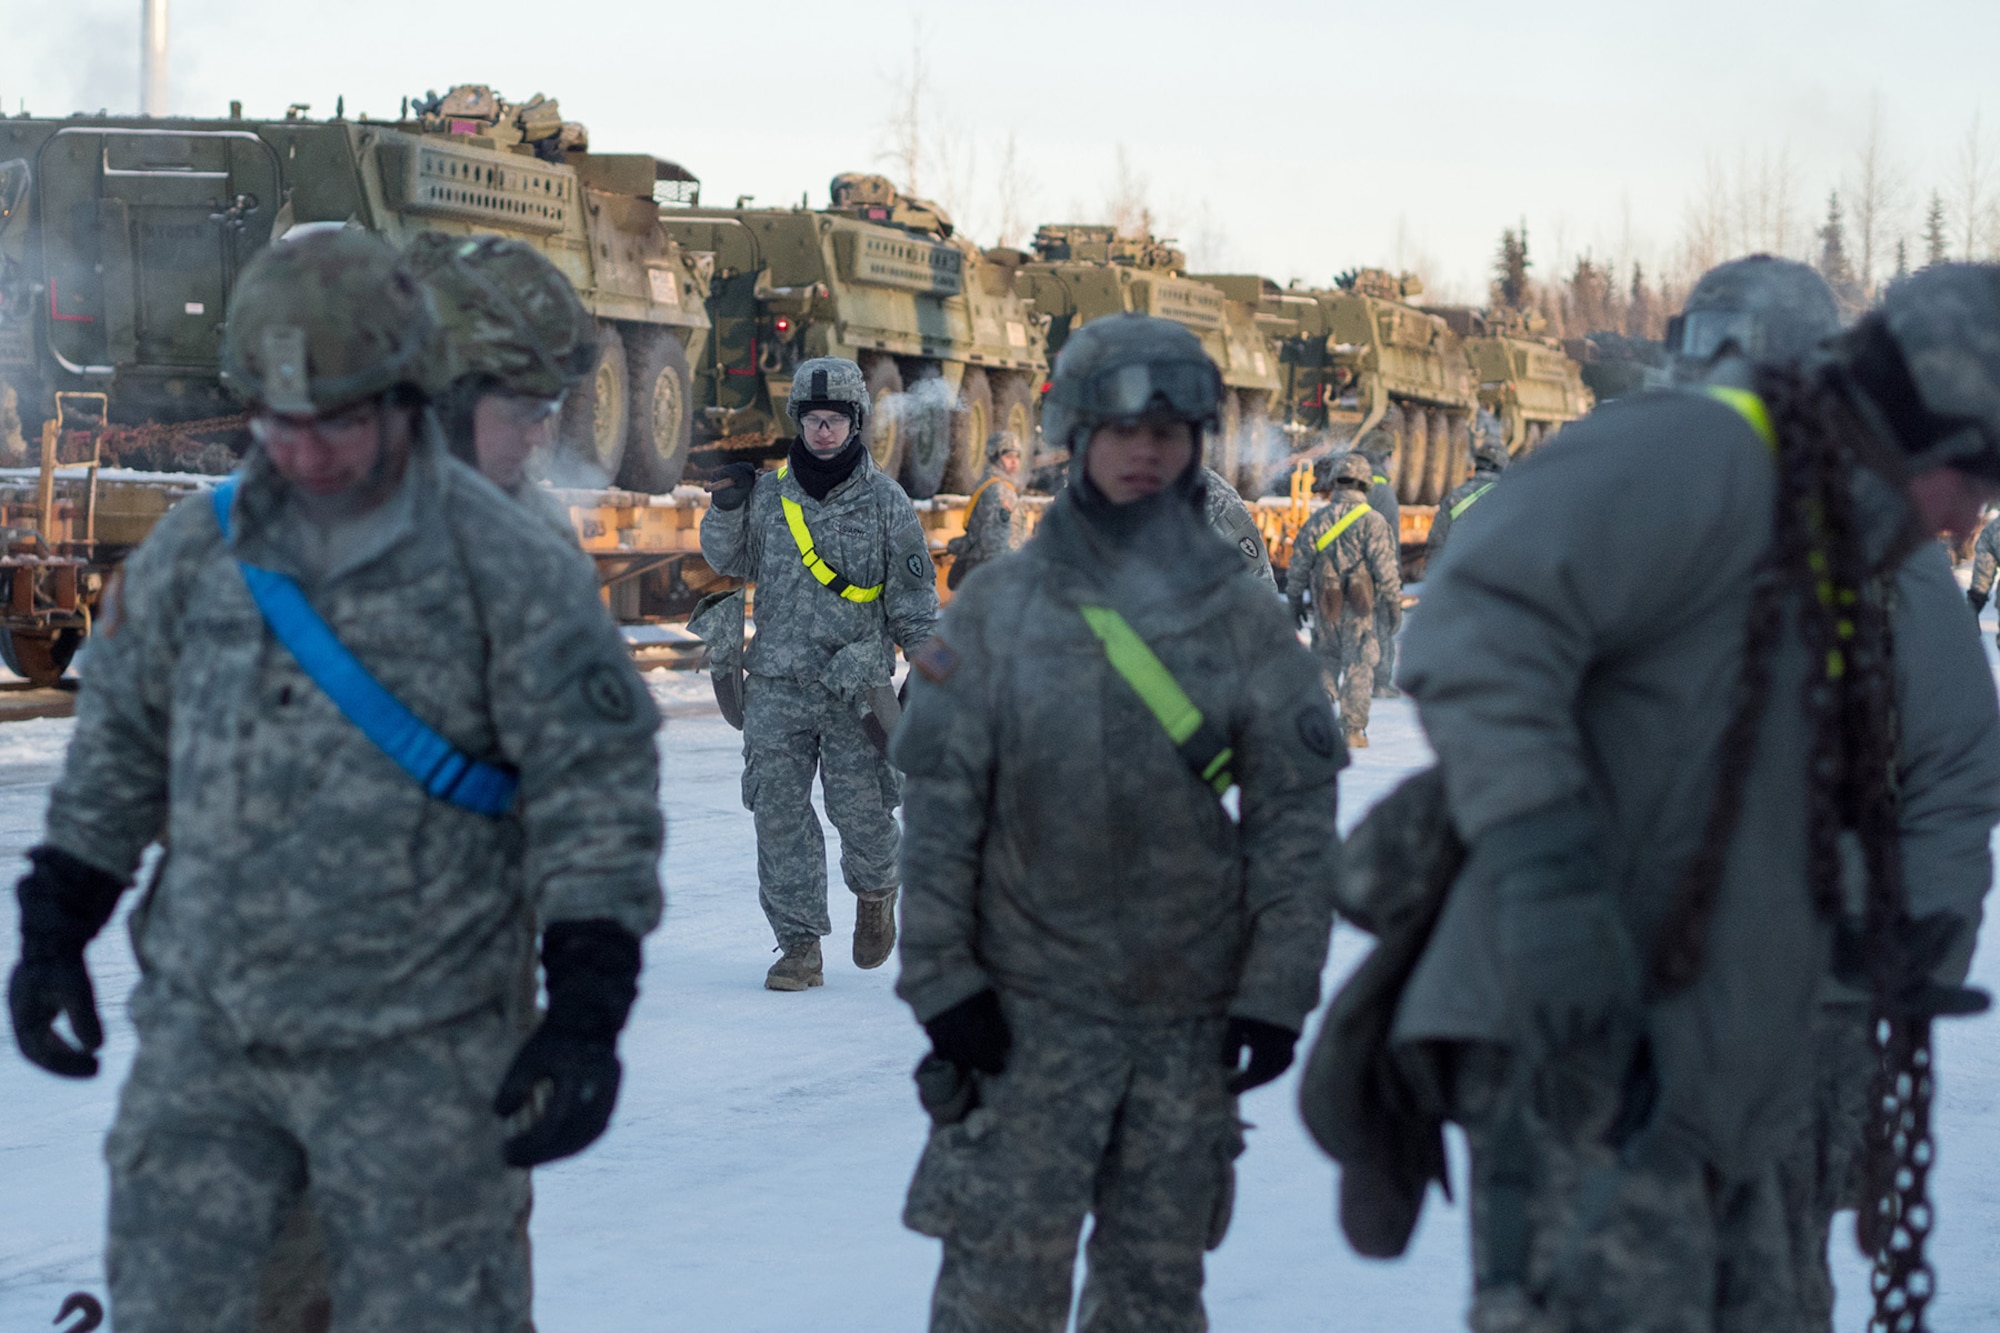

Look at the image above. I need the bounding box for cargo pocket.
[1204,1117,1249,1251]
[903,1106,998,1240]
[740,749,760,813]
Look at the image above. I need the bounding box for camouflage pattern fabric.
[1425,464,1504,567]
[1285,496,1399,733]
[741,674,901,947]
[946,464,1021,577]
[699,452,938,689]
[43,433,664,1051]
[1200,467,1276,587]
[404,232,596,401]
[905,995,1241,1333]
[1969,512,2000,600]
[1779,1006,1873,1332]
[1449,1042,1803,1333]
[1360,452,1402,693]
[108,986,532,1333]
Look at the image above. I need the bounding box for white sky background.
[5,0,1997,303]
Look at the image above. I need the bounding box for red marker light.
[774,317,792,334]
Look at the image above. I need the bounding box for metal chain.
[1865,1014,1938,1333]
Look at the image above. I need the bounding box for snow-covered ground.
[3,648,2000,1330]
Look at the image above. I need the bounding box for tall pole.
[140,0,169,116]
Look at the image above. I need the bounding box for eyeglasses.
[1050,357,1221,422]
[495,393,565,426]
[801,412,852,434]
[250,402,382,450]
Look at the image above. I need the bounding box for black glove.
[922,988,1011,1075]
[494,919,642,1168]
[1834,912,1991,1021]
[10,846,126,1079]
[707,461,758,511]
[1484,805,1640,1058]
[1970,588,1989,615]
[1221,1016,1298,1094]
[1291,591,1311,630]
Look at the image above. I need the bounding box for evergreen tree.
[1894,238,1910,282]
[1492,226,1530,309]
[1817,191,1855,288]
[1924,191,1950,268]
[1628,263,1653,338]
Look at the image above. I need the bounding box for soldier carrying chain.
[944,430,1025,589]
[1391,262,2000,1333]
[701,358,939,991]
[7,228,664,1331]
[1285,450,1401,749]
[893,312,1342,1333]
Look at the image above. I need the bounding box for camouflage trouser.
[107,986,533,1333]
[1778,1006,1873,1331]
[1449,1041,1803,1333]
[1373,602,1398,692]
[904,995,1241,1333]
[742,674,901,948]
[1313,617,1378,736]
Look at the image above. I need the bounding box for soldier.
[1392,264,2000,1332]
[701,357,939,990]
[1202,464,1278,588]
[894,312,1341,1333]
[1968,509,2000,647]
[1666,252,1843,391]
[405,231,598,542]
[1423,411,1508,568]
[1285,451,1400,749]
[6,229,664,1330]
[1354,425,1403,698]
[943,430,1024,588]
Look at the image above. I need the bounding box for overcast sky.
[5,0,1995,302]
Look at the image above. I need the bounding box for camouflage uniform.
[1284,484,1400,739]
[1967,512,2000,629]
[50,433,663,1331]
[1357,436,1402,695]
[1201,466,1276,587]
[1426,431,1508,568]
[895,483,1342,1332]
[699,450,938,950]
[945,459,1022,582]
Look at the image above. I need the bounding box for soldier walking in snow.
[893,313,1342,1332]
[1423,411,1508,568]
[1354,426,1404,697]
[700,358,939,991]
[1285,451,1401,748]
[7,228,664,1331]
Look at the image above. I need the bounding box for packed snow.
[3,633,2000,1330]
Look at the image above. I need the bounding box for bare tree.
[877,21,932,197]
[1107,146,1154,240]
[1847,96,1907,297]
[992,132,1036,250]
[1955,110,1993,261]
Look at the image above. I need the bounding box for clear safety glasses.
[1678,309,1764,362]
[1053,358,1222,422]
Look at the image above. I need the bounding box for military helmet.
[986,428,1022,461]
[1332,450,1374,488]
[220,228,435,414]
[1470,410,1510,470]
[1668,256,1841,381]
[787,357,870,432]
[1352,426,1395,463]
[1043,314,1222,481]
[404,231,596,400]
[1841,262,2000,481]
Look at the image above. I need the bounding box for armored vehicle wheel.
[559,322,629,486]
[900,363,954,499]
[0,626,81,687]
[619,328,693,494]
[1423,409,1453,506]
[1235,390,1271,495]
[942,368,993,494]
[862,356,906,484]
[992,375,1035,459]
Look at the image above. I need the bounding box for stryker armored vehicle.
[1564,331,1666,405]
[657,173,1047,498]
[1201,269,1479,504]
[0,85,712,491]
[1014,225,1281,491]
[1434,307,1596,455]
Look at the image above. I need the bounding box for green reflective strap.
[1076,605,1235,795]
[1315,502,1372,552]
[1450,483,1495,520]
[1703,385,1777,453]
[775,464,883,603]
[1372,474,1389,485]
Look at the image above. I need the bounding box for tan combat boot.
[1346,731,1370,750]
[853,889,898,970]
[765,939,824,991]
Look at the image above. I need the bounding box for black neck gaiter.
[788,435,867,501]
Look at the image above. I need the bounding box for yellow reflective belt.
[776,464,883,603]
[1316,502,1372,552]
[1704,386,1778,452]
[1450,483,1495,520]
[1372,474,1389,486]
[1076,605,1235,796]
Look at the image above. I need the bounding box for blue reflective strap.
[210,477,518,817]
